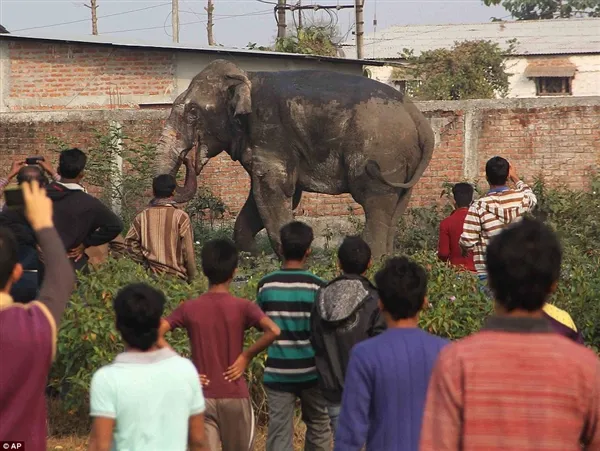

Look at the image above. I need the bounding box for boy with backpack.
[310,236,386,434]
[159,239,280,451]
[258,221,331,451]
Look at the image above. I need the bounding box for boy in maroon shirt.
[438,183,476,272]
[159,239,280,451]
[0,181,75,451]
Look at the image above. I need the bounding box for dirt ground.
[47,420,309,450]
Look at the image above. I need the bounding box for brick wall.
[5,41,175,110]
[1,98,598,218]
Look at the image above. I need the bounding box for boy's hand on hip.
[199,374,210,388]
[224,354,249,382]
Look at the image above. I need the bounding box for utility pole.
[277,0,287,39]
[355,0,364,59]
[172,0,180,43]
[298,0,302,29]
[205,0,215,45]
[84,0,98,35]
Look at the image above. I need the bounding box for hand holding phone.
[25,156,45,165]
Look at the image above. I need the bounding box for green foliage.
[401,40,515,100]
[275,25,339,57]
[483,0,600,20]
[47,125,157,229]
[184,185,231,245]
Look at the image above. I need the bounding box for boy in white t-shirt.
[88,283,209,451]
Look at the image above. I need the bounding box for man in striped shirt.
[460,157,537,285]
[257,221,331,451]
[124,173,196,283]
[421,218,599,451]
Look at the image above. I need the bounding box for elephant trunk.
[155,124,196,203]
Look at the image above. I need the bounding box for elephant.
[156,59,435,258]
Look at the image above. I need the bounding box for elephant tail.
[365,102,435,189]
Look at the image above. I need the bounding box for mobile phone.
[25,156,45,165]
[3,186,24,210]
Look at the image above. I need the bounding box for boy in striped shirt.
[257,221,331,451]
[460,157,537,287]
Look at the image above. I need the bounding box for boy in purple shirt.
[335,257,448,451]
[0,181,75,451]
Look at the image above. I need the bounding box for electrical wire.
[102,10,273,35]
[12,3,171,33]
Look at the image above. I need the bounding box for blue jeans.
[328,403,341,438]
[478,274,492,298]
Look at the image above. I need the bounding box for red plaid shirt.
[420,316,600,450]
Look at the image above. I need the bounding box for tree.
[274,23,340,57]
[483,0,600,19]
[400,40,515,101]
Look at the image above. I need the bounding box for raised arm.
[0,161,25,200]
[23,181,75,325]
[509,163,537,210]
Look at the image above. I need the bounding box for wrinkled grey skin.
[156,59,435,258]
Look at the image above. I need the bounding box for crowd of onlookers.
[0,151,598,451]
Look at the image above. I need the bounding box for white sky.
[0,0,508,49]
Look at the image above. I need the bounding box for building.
[0,33,382,111]
[344,18,600,98]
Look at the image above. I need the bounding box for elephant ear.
[226,74,252,116]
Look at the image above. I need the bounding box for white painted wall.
[175,52,364,97]
[365,54,600,98]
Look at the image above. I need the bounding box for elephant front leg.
[252,159,295,259]
[233,190,265,254]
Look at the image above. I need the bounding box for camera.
[25,156,45,165]
[3,186,24,210]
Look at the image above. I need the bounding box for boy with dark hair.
[46,148,123,272]
[258,221,331,451]
[460,158,537,284]
[125,170,196,282]
[159,239,280,451]
[438,182,475,272]
[88,283,209,451]
[0,181,75,451]
[311,235,386,434]
[335,257,448,451]
[421,218,599,450]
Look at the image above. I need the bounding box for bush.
[48,177,600,435]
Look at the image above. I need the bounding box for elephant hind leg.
[233,191,265,254]
[388,188,413,255]
[359,192,403,261]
